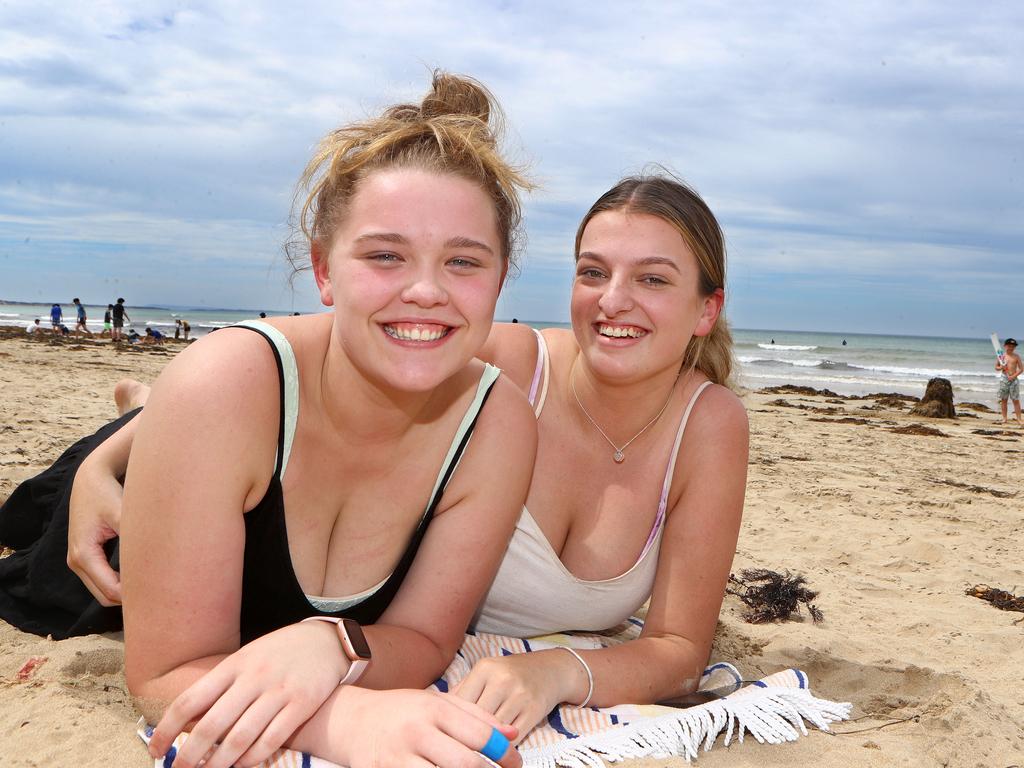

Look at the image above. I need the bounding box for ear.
[693,288,724,338]
[311,242,334,307]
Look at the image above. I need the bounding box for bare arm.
[580,386,748,704]
[477,322,544,395]
[67,412,142,605]
[455,385,748,736]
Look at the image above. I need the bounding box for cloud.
[0,1,1021,334]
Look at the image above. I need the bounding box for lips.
[382,322,452,342]
[596,323,647,339]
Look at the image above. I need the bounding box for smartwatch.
[301,616,372,685]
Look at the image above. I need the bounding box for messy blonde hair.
[288,71,532,273]
[574,170,734,385]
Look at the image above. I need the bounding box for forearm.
[360,623,451,690]
[85,415,140,478]
[130,655,227,723]
[573,635,707,707]
[286,684,370,763]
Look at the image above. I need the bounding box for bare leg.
[1013,399,1023,426]
[1000,399,1008,424]
[114,378,152,416]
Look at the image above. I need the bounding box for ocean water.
[732,328,1003,399]
[0,301,278,339]
[1,302,1005,400]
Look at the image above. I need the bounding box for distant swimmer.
[842,339,847,346]
[770,338,775,344]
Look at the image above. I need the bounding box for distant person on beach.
[68,172,747,744]
[0,72,533,768]
[102,305,113,338]
[72,298,92,338]
[174,319,182,340]
[111,298,129,341]
[995,337,1022,426]
[259,312,267,318]
[180,318,190,340]
[49,303,62,335]
[144,327,165,345]
[25,318,41,335]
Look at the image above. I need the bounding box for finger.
[199,694,285,768]
[71,561,121,607]
[167,683,261,768]
[492,699,523,731]
[234,700,310,767]
[452,670,486,703]
[435,702,520,768]
[435,692,518,739]
[149,671,232,757]
[78,547,123,605]
[424,731,511,768]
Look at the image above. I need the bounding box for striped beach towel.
[138,618,851,766]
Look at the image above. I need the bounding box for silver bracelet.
[556,646,594,708]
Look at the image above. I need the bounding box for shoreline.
[1,334,1022,766]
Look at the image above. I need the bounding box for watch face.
[342,619,372,660]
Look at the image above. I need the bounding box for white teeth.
[385,325,447,342]
[598,324,645,339]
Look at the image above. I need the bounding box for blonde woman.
[1,73,536,768]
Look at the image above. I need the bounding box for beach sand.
[1,331,1022,767]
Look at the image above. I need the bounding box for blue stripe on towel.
[522,638,532,652]
[795,669,807,689]
[302,753,312,768]
[546,708,576,738]
[751,680,767,688]
[163,746,177,768]
[434,677,449,692]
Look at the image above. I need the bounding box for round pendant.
[613,450,625,463]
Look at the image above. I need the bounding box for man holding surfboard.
[993,335,1022,426]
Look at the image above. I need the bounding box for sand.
[1,330,1022,767]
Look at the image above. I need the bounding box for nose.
[597,275,633,317]
[401,267,449,308]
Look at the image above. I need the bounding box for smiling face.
[572,210,722,384]
[313,168,504,393]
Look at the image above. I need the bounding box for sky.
[1,1,1021,337]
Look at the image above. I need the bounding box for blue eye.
[579,268,605,279]
[448,257,479,268]
[371,252,401,263]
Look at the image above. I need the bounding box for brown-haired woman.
[452,172,748,738]
[1,72,535,768]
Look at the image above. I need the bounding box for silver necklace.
[570,366,678,464]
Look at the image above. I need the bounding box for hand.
[147,620,349,768]
[453,651,586,744]
[330,687,522,768]
[68,452,125,605]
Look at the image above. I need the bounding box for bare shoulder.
[472,364,538,446]
[148,327,281,414]
[681,383,749,461]
[479,322,545,392]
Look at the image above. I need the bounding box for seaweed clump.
[728,569,824,624]
[966,584,1024,624]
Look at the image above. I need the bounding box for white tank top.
[472,330,712,636]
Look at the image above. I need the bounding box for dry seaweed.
[890,423,947,437]
[759,385,842,398]
[966,584,1024,623]
[728,569,823,623]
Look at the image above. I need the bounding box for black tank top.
[233,321,499,644]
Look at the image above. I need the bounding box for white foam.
[757,343,817,351]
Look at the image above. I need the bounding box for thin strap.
[426,363,502,501]
[527,328,550,417]
[640,380,715,557]
[231,320,300,478]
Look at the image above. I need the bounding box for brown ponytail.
[575,170,734,385]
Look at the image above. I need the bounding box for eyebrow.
[577,251,681,273]
[354,232,494,255]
